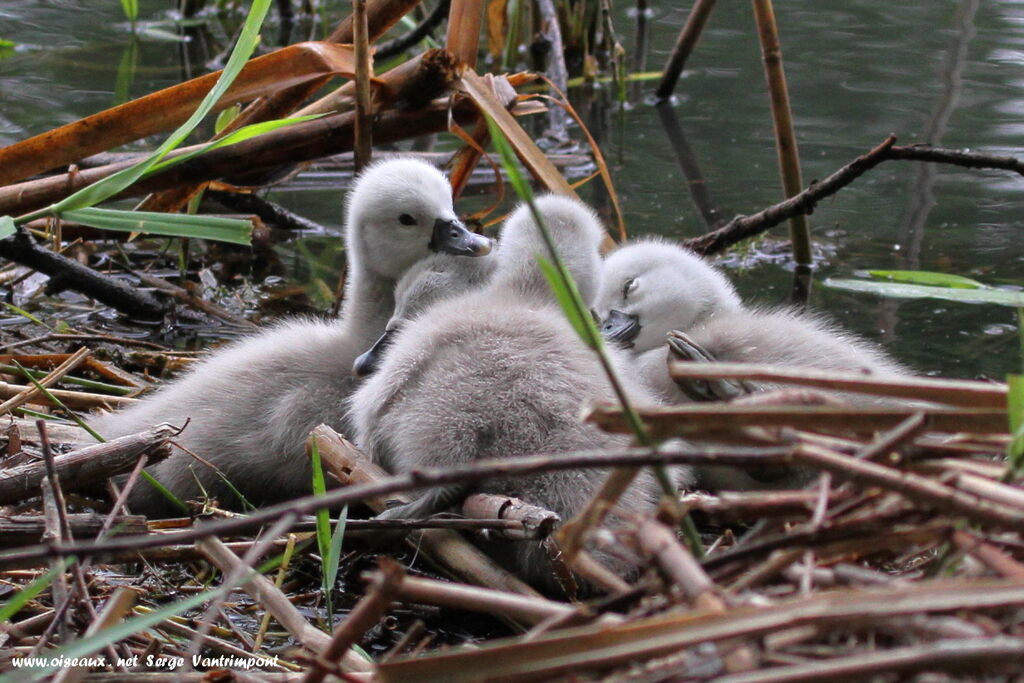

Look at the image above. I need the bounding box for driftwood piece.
[309,424,542,598]
[0,513,148,546]
[0,425,174,504]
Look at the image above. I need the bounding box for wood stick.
[667,361,1008,408]
[0,425,174,504]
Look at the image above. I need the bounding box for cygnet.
[92,158,491,516]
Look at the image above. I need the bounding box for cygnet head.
[491,194,605,304]
[345,157,492,280]
[596,238,742,353]
[353,252,496,376]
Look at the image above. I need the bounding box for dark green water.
[2,0,1022,378]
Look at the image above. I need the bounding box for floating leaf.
[62,207,253,245]
[824,278,1024,308]
[867,269,987,289]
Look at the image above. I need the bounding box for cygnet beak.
[353,328,398,377]
[600,309,641,348]
[429,218,492,256]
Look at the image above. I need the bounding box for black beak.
[601,309,641,348]
[429,218,492,256]
[353,328,398,377]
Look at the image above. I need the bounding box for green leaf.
[2,302,49,329]
[63,207,252,245]
[0,216,15,239]
[867,269,988,289]
[309,439,334,618]
[0,39,15,59]
[1008,375,1024,478]
[326,506,348,588]
[824,278,1024,308]
[148,114,323,174]
[0,559,74,624]
[214,104,242,134]
[485,116,534,201]
[119,0,139,22]
[35,0,272,217]
[537,256,596,349]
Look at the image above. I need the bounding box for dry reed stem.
[0,347,91,415]
[751,0,811,266]
[667,361,1008,409]
[197,536,372,673]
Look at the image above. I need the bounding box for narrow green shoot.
[0,558,75,624]
[1005,375,1024,481]
[2,302,51,330]
[485,117,704,556]
[119,0,139,25]
[310,439,336,624]
[0,363,134,395]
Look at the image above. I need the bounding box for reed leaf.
[61,208,252,245]
[537,257,596,349]
[1007,375,1024,478]
[310,439,336,620]
[148,115,323,174]
[0,559,73,624]
[0,216,14,239]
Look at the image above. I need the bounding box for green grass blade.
[1007,375,1024,479]
[62,207,252,245]
[0,559,74,624]
[119,0,139,22]
[309,439,334,619]
[867,269,988,289]
[537,256,595,348]
[147,114,323,174]
[326,506,348,588]
[38,0,272,216]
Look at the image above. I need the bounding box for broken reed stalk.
[0,346,91,415]
[655,0,717,100]
[751,0,811,267]
[446,0,485,67]
[352,0,374,173]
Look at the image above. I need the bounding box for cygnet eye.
[622,277,638,299]
[399,213,417,226]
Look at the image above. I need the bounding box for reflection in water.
[655,101,726,231]
[878,0,979,347]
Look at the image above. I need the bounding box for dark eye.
[622,278,636,299]
[399,213,417,226]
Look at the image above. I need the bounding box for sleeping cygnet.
[597,238,906,403]
[92,158,492,516]
[348,196,671,590]
[596,238,908,490]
